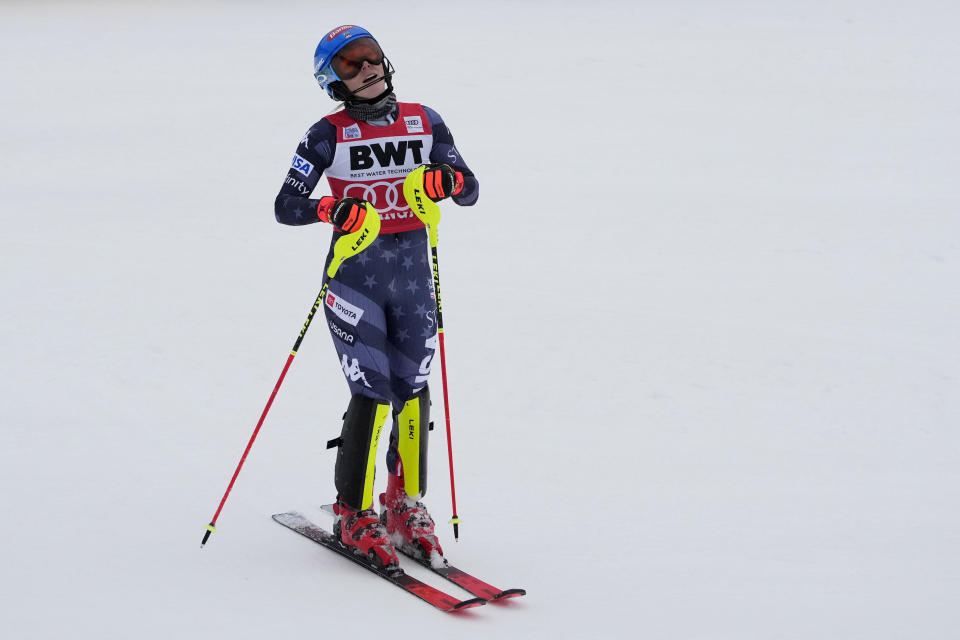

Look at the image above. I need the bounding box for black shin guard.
[334,394,390,510]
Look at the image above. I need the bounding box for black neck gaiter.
[344,93,398,123]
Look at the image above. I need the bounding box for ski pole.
[403,166,463,541]
[201,205,381,548]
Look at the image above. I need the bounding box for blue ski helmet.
[313,25,394,102]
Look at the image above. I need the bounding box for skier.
[274,25,478,570]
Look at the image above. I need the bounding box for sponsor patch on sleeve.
[291,153,314,177]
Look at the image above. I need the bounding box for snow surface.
[2,1,959,638]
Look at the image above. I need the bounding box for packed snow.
[2,1,958,638]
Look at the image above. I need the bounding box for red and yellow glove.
[422,163,464,202]
[317,196,367,233]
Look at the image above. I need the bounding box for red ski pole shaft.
[437,330,461,540]
[428,243,462,540]
[201,280,331,547]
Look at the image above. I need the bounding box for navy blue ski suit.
[274,102,477,417]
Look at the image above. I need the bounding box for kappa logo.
[344,124,361,140]
[325,292,364,326]
[404,116,424,133]
[341,355,372,388]
[291,153,313,177]
[349,140,425,170]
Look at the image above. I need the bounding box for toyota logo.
[342,179,408,213]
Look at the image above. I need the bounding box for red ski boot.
[379,472,444,566]
[332,497,399,570]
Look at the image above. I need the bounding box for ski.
[272,512,486,613]
[396,547,526,602]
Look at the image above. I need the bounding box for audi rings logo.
[342,179,407,213]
